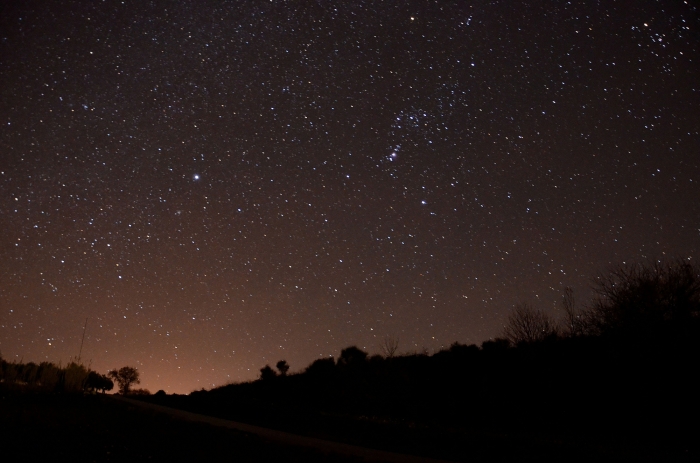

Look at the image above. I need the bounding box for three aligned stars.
[0,0,697,393]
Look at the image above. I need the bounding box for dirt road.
[112,396,456,463]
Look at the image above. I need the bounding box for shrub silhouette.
[36,362,62,391]
[63,362,90,392]
[259,365,278,381]
[337,346,368,367]
[276,360,290,376]
[448,342,480,358]
[480,337,510,352]
[21,362,39,384]
[304,357,335,377]
[85,370,114,393]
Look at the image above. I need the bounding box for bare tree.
[379,335,400,358]
[587,260,700,335]
[502,303,557,345]
[561,287,586,337]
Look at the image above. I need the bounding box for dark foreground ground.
[0,389,365,463]
[137,390,695,463]
[2,386,696,462]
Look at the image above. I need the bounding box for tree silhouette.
[108,366,140,394]
[276,360,289,376]
[502,303,557,345]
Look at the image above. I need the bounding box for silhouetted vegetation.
[85,370,115,393]
[276,360,290,376]
[502,302,557,345]
[586,260,700,337]
[379,335,400,358]
[0,355,145,398]
[108,366,141,395]
[259,364,278,381]
[0,357,113,394]
[337,345,368,367]
[5,260,697,460]
[136,260,699,461]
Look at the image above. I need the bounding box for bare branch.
[379,335,400,358]
[502,303,557,345]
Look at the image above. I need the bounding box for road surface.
[111,396,456,463]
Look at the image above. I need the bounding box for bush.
[304,357,336,377]
[85,371,114,393]
[63,362,90,392]
[259,365,278,381]
[337,346,368,367]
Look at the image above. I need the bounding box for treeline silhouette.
[0,357,114,393]
[0,358,151,396]
[145,260,699,460]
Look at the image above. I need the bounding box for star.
[0,0,696,394]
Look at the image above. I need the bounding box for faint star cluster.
[0,0,698,393]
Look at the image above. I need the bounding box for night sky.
[1,1,698,393]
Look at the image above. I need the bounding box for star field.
[1,0,699,393]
